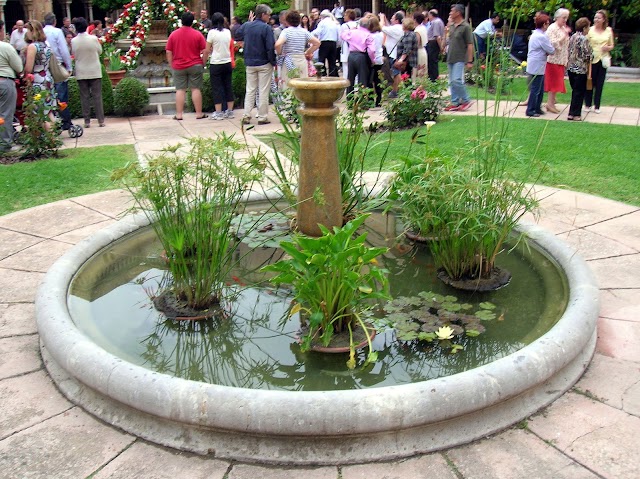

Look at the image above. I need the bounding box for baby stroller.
[13,77,83,141]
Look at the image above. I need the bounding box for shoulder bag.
[49,58,70,83]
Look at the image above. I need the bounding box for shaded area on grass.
[0,145,137,215]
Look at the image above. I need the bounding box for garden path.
[0,109,639,478]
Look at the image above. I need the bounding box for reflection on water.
[68,214,568,391]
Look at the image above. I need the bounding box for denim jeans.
[55,80,72,129]
[526,74,544,116]
[447,61,470,106]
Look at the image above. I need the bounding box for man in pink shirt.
[166,12,207,119]
[340,15,376,95]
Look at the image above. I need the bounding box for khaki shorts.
[173,64,204,90]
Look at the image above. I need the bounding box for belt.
[0,76,16,80]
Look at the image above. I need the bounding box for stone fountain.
[35,76,599,465]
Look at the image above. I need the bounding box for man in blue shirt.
[314,10,340,76]
[43,13,73,131]
[236,4,276,125]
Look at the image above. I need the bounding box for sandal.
[195,115,207,120]
[172,115,183,120]
[567,116,574,121]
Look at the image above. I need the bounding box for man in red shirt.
[166,12,207,119]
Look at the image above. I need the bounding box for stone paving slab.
[70,189,134,219]
[52,219,118,245]
[0,407,135,479]
[228,464,338,479]
[0,334,41,380]
[599,289,640,322]
[0,200,112,238]
[575,353,640,415]
[584,107,615,124]
[0,370,71,439]
[596,317,640,362]
[528,393,640,478]
[0,239,74,273]
[446,428,599,479]
[93,441,229,479]
[586,210,640,251]
[587,254,640,289]
[0,228,45,261]
[341,454,456,479]
[0,303,37,337]
[0,268,44,303]
[556,229,638,260]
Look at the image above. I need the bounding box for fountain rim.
[37,195,598,433]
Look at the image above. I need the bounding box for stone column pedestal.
[289,77,349,237]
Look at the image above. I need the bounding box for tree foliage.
[234,0,290,21]
[93,0,126,13]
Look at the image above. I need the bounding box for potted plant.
[262,214,390,368]
[112,135,263,319]
[105,48,127,87]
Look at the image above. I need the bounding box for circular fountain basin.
[36,207,598,465]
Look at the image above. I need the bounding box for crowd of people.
[0,4,619,152]
[524,8,614,120]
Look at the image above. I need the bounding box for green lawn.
[0,145,137,215]
[468,77,640,108]
[363,116,640,206]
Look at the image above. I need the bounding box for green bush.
[630,35,640,67]
[67,67,114,119]
[186,60,246,111]
[186,72,214,112]
[113,77,149,116]
[383,78,447,130]
[232,57,246,106]
[101,65,114,116]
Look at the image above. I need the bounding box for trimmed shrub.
[101,65,114,116]
[113,77,149,116]
[67,67,114,119]
[186,73,214,112]
[232,56,246,106]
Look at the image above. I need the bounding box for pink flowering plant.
[383,77,447,130]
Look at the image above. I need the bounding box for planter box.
[607,66,640,79]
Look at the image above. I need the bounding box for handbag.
[380,57,395,83]
[49,58,70,83]
[601,55,611,69]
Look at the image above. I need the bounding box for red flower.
[401,73,409,81]
[129,51,136,58]
[480,64,486,70]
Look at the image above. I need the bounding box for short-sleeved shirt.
[166,26,206,70]
[280,26,314,56]
[473,19,495,39]
[427,17,445,41]
[207,28,232,64]
[587,26,614,64]
[446,21,472,63]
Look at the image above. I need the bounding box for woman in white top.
[274,10,320,89]
[413,12,428,80]
[204,12,234,120]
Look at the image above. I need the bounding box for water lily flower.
[435,325,455,340]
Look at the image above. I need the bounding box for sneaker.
[457,101,473,111]
[241,116,251,125]
[257,119,271,125]
[224,110,235,119]
[210,111,224,121]
[388,91,398,99]
[444,103,460,111]
[594,109,601,114]
[585,106,592,112]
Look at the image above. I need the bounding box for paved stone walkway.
[1,106,639,478]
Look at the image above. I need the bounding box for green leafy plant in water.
[112,135,264,311]
[262,214,390,368]
[379,291,497,353]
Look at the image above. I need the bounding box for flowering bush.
[383,78,447,130]
[103,0,204,69]
[19,83,62,158]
